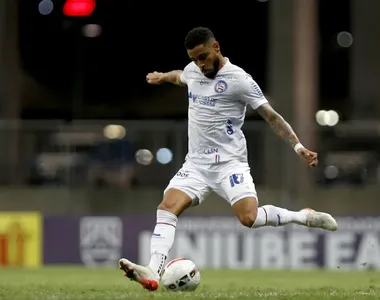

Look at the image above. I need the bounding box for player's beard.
[203,57,220,79]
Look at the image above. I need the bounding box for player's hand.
[146,71,166,85]
[296,147,318,167]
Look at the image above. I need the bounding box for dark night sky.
[18,0,350,119]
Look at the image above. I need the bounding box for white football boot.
[119,258,159,291]
[302,208,338,231]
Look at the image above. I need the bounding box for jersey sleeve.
[179,62,193,85]
[239,74,268,110]
[179,71,187,84]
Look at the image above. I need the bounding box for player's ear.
[213,41,220,53]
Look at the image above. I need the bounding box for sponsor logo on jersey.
[194,148,219,155]
[188,92,217,107]
[215,75,233,80]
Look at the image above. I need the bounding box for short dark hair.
[184,27,215,50]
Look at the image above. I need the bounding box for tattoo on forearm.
[257,104,299,147]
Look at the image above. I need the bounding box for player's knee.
[158,188,192,216]
[238,213,257,227]
[232,197,258,227]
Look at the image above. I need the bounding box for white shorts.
[163,160,257,206]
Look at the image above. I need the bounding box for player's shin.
[252,205,308,228]
[148,209,178,277]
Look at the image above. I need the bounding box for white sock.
[252,205,308,228]
[148,209,178,278]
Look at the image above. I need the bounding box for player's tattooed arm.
[256,103,300,148]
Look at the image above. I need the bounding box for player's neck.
[218,56,227,71]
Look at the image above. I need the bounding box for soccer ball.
[161,258,200,292]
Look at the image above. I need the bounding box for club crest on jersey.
[214,80,228,94]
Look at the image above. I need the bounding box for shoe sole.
[119,259,159,291]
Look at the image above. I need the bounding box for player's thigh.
[163,162,211,213]
[159,188,193,216]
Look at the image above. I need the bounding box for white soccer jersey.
[179,58,268,165]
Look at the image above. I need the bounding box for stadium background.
[0,0,379,273]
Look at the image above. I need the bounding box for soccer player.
[119,27,337,291]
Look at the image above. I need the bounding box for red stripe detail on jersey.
[166,258,186,268]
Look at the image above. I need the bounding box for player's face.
[187,41,221,79]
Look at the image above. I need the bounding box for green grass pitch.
[0,267,379,299]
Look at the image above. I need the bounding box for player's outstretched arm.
[256,103,318,167]
[146,70,185,87]
[256,103,299,147]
